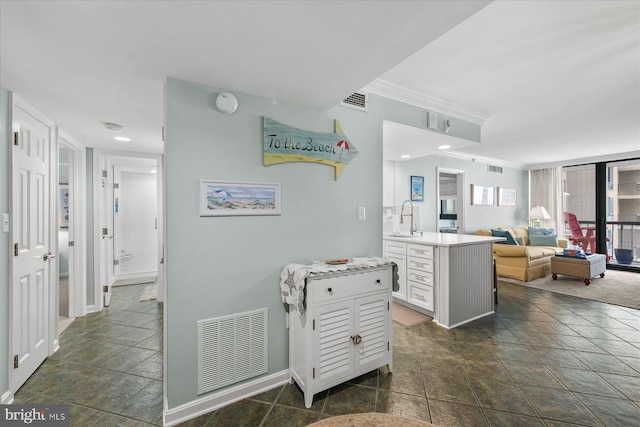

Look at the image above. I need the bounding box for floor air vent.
[488,165,503,173]
[340,92,368,112]
[197,308,268,395]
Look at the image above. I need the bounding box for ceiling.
[1,1,638,168]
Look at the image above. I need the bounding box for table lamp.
[529,206,550,227]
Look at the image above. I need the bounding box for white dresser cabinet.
[383,240,407,300]
[289,266,393,409]
[407,243,434,311]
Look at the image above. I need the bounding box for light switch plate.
[358,207,366,221]
[2,213,9,232]
[427,112,438,129]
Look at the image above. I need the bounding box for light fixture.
[528,206,550,227]
[400,154,411,159]
[438,144,451,150]
[103,122,123,132]
[113,136,130,142]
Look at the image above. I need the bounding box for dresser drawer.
[408,257,433,274]
[408,282,434,311]
[312,269,389,303]
[407,244,433,259]
[384,240,407,256]
[407,270,433,286]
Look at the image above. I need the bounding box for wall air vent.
[340,92,368,112]
[488,165,503,174]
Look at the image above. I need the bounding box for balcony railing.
[567,220,640,268]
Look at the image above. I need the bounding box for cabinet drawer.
[312,269,389,303]
[407,244,433,259]
[408,257,432,274]
[384,240,407,256]
[407,270,433,286]
[408,282,434,311]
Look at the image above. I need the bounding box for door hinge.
[113,183,119,189]
[102,170,108,178]
[13,132,19,146]
[387,301,390,311]
[69,241,74,247]
[312,368,315,379]
[113,259,119,266]
[312,319,315,331]
[102,228,108,236]
[103,285,108,293]
[14,355,18,369]
[388,342,390,351]
[14,243,18,256]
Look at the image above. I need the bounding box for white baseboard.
[163,370,290,426]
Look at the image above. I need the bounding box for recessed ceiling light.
[113,136,130,142]
[438,145,451,150]
[400,154,411,159]
[150,169,157,174]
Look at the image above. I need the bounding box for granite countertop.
[384,231,505,247]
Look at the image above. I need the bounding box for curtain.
[530,167,564,238]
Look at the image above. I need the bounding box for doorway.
[437,167,465,234]
[93,150,164,309]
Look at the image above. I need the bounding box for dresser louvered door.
[354,292,389,373]
[313,300,354,390]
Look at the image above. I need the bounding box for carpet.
[498,269,640,310]
[140,284,158,301]
[113,276,157,287]
[392,302,432,326]
[306,413,436,427]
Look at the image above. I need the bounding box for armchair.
[564,212,609,261]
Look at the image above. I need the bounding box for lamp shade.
[528,206,550,227]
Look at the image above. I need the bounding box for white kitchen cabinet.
[383,240,407,300]
[406,243,434,311]
[289,266,393,409]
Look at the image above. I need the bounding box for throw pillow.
[528,226,556,236]
[529,234,559,246]
[491,229,519,245]
[515,236,526,246]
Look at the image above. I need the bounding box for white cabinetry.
[383,240,407,300]
[407,243,435,311]
[289,266,393,409]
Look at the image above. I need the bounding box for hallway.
[13,283,163,426]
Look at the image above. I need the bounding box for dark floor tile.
[418,351,461,373]
[90,411,155,426]
[393,344,420,368]
[375,390,429,420]
[461,359,513,384]
[262,404,318,427]
[40,368,121,403]
[598,372,640,401]
[428,399,487,427]
[207,399,270,427]
[483,408,546,427]
[78,373,154,412]
[100,347,158,373]
[422,369,476,405]
[108,327,159,346]
[127,352,163,380]
[135,332,163,351]
[276,383,326,412]
[502,360,566,389]
[416,337,457,356]
[468,377,537,416]
[520,385,602,426]
[527,346,588,369]
[379,365,425,396]
[490,342,538,363]
[549,366,626,398]
[249,384,283,404]
[323,383,377,416]
[174,411,215,427]
[571,350,639,375]
[560,335,609,353]
[576,392,640,427]
[68,404,110,427]
[115,380,163,423]
[392,322,416,346]
[346,369,378,388]
[589,338,640,357]
[617,355,640,374]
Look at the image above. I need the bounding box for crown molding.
[362,78,489,125]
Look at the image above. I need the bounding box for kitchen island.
[383,232,504,329]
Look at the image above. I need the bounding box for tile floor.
[12,280,640,427]
[13,283,163,426]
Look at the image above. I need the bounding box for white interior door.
[11,104,53,392]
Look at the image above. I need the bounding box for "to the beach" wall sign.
[263,117,358,180]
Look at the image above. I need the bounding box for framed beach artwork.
[200,180,281,216]
[410,176,424,202]
[497,187,517,206]
[471,184,494,206]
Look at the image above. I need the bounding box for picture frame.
[59,184,69,228]
[200,180,281,216]
[497,187,517,206]
[471,184,494,206]
[410,176,424,202]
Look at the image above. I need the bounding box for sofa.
[476,226,567,281]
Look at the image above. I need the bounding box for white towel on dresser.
[280,257,397,314]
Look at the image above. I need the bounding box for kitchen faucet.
[400,200,417,235]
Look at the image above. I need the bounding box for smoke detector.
[103,122,123,132]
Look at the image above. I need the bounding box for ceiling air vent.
[488,165,503,174]
[340,92,368,112]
